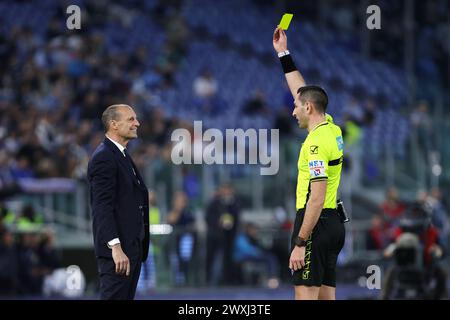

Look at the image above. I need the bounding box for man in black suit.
[88,104,149,300]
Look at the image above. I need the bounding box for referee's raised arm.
[273,26,306,99]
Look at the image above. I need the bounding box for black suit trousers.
[97,240,142,300]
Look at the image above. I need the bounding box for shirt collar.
[311,120,329,132]
[106,135,126,157]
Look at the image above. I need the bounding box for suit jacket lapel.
[127,155,147,190]
[103,138,141,185]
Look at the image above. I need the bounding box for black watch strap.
[294,237,307,247]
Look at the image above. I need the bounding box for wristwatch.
[294,236,307,248]
[277,50,290,58]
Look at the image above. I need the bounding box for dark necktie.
[124,148,137,178]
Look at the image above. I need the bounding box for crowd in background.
[313,0,450,93]
[0,0,447,184]
[367,187,449,253]
[138,183,289,293]
[0,0,449,297]
[365,186,449,299]
[0,1,188,183]
[0,203,61,296]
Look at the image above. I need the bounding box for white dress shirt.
[106,135,126,157]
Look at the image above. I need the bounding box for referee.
[273,27,345,300]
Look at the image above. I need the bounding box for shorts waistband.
[297,208,337,215]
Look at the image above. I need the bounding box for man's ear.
[305,101,312,114]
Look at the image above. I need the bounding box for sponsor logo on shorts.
[302,270,310,280]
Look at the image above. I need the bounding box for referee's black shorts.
[290,208,345,287]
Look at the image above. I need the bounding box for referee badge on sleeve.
[336,136,344,151]
[308,160,326,178]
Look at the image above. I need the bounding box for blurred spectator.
[167,191,196,286]
[80,91,102,122]
[16,133,50,176]
[147,108,172,148]
[341,116,362,147]
[410,100,434,155]
[342,96,364,125]
[38,229,61,272]
[331,4,354,33]
[382,200,447,299]
[242,89,270,116]
[205,184,240,286]
[10,155,35,179]
[366,214,391,251]
[193,69,218,100]
[0,150,23,200]
[0,227,19,295]
[182,166,200,202]
[193,68,220,115]
[427,188,449,253]
[233,222,279,288]
[362,98,376,127]
[17,231,46,295]
[156,43,182,86]
[149,190,161,225]
[0,203,13,231]
[385,200,443,265]
[274,105,296,137]
[138,190,161,293]
[271,207,293,282]
[167,191,195,228]
[166,14,190,56]
[0,203,7,229]
[5,205,44,231]
[380,187,407,226]
[365,188,407,251]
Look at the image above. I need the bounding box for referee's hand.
[289,246,305,272]
[273,26,288,53]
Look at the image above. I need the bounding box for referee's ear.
[305,101,314,114]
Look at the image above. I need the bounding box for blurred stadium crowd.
[0,0,449,298]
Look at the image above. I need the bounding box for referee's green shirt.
[296,117,344,210]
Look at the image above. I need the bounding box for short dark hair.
[297,85,328,113]
[101,104,124,132]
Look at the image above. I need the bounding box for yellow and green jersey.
[296,117,344,210]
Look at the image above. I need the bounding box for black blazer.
[87,138,149,261]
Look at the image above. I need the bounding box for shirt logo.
[310,145,318,154]
[308,160,326,178]
[336,136,344,151]
[309,160,324,167]
[312,168,323,176]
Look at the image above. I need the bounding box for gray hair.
[101,104,128,132]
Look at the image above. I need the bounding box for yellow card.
[279,13,293,30]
